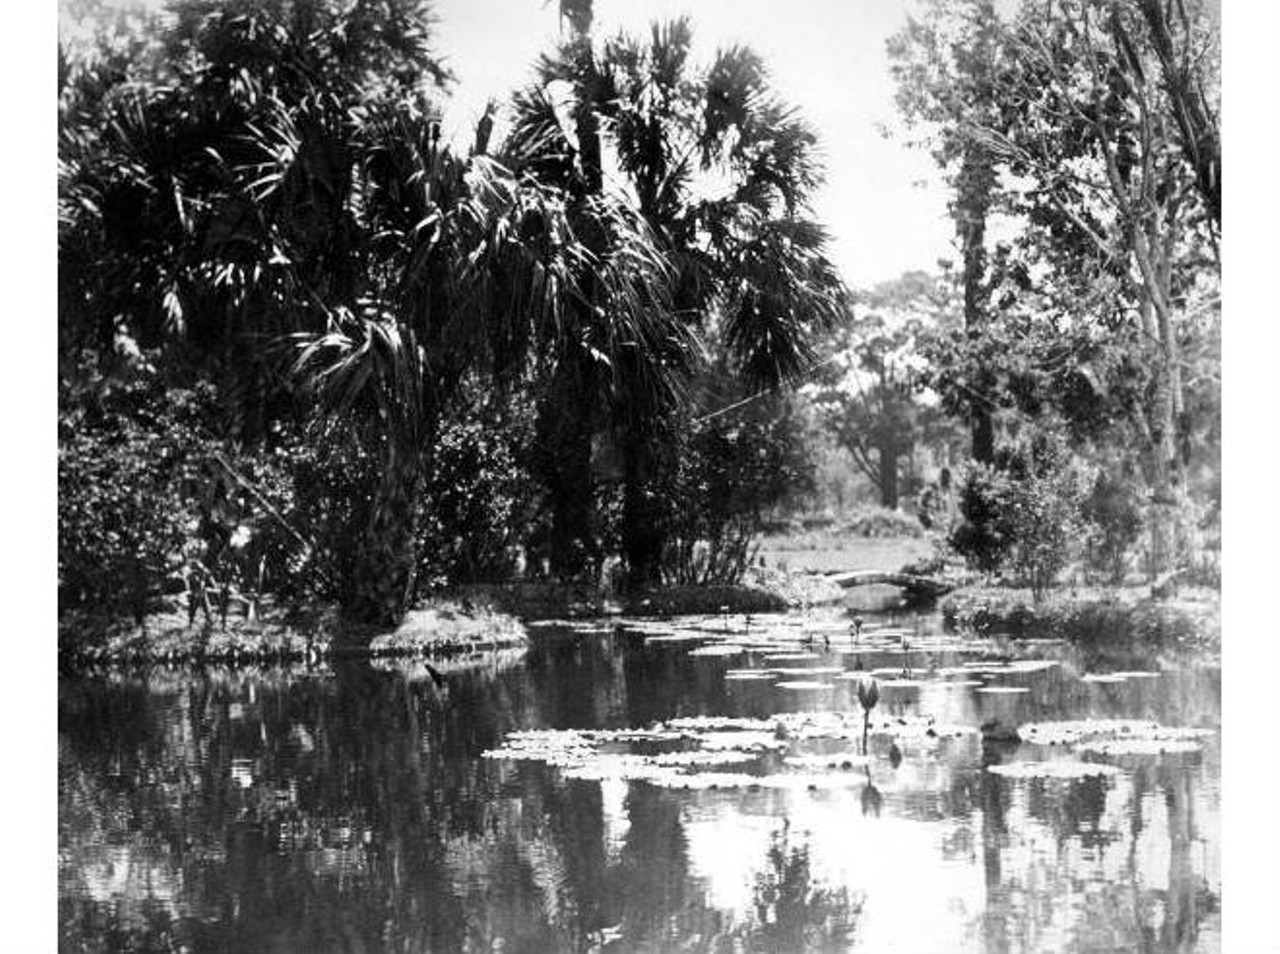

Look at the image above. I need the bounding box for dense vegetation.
[58,0,1219,642]
[58,0,845,631]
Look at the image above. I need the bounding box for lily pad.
[783,753,873,771]
[687,644,747,657]
[764,653,822,662]
[724,671,777,681]
[1081,673,1129,684]
[976,686,1030,694]
[1076,739,1202,756]
[1017,719,1214,747]
[987,760,1123,779]
[775,680,835,691]
[769,666,845,676]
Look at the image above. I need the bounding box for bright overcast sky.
[433,0,954,290]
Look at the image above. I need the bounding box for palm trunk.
[539,358,600,580]
[341,466,419,632]
[622,421,663,591]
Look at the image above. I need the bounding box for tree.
[510,12,846,587]
[293,101,675,624]
[58,0,450,440]
[889,0,1006,464]
[815,271,960,510]
[891,0,1220,577]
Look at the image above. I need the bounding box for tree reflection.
[746,823,862,953]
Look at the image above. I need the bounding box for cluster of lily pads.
[482,710,973,790]
[510,612,1217,786]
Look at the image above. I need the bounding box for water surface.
[59,610,1220,952]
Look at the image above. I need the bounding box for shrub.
[950,464,1018,573]
[416,390,538,588]
[949,426,1090,598]
[659,396,814,585]
[60,375,316,623]
[59,398,198,621]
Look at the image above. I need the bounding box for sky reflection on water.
[59,613,1220,952]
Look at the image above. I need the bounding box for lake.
[58,609,1220,952]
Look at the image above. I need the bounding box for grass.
[757,529,936,576]
[940,583,1220,658]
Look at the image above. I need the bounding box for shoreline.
[58,567,1220,672]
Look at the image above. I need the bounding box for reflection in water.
[59,619,1220,952]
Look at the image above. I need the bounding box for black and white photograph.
[46,0,1270,951]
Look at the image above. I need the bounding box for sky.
[431,0,953,291]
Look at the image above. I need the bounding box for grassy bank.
[940,584,1221,657]
[58,564,845,670]
[58,597,530,670]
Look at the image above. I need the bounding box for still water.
[59,611,1220,953]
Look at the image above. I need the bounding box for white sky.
[432,0,954,290]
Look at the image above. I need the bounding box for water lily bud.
[857,676,880,712]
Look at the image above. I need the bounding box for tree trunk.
[1132,225,1188,579]
[537,360,600,580]
[957,145,996,465]
[878,439,899,510]
[622,422,663,591]
[342,467,419,632]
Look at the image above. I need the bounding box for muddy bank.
[940,585,1221,657]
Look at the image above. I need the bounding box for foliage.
[59,384,200,621]
[659,391,814,586]
[841,507,926,539]
[1081,468,1145,584]
[891,0,1221,577]
[950,426,1089,598]
[58,366,309,622]
[813,271,963,510]
[509,12,846,586]
[417,385,539,587]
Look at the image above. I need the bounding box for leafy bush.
[59,393,199,621]
[416,389,538,588]
[60,374,314,623]
[659,396,814,585]
[949,427,1090,598]
[950,464,1018,573]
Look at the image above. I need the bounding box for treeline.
[57,0,843,627]
[812,0,1220,597]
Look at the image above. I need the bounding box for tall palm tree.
[294,94,679,624]
[510,16,847,587]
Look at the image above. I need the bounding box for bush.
[60,375,315,623]
[416,389,538,588]
[950,464,1018,573]
[949,427,1089,598]
[59,396,199,621]
[659,395,814,585]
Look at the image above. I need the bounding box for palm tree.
[510,15,847,587]
[505,37,697,581]
[294,92,679,625]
